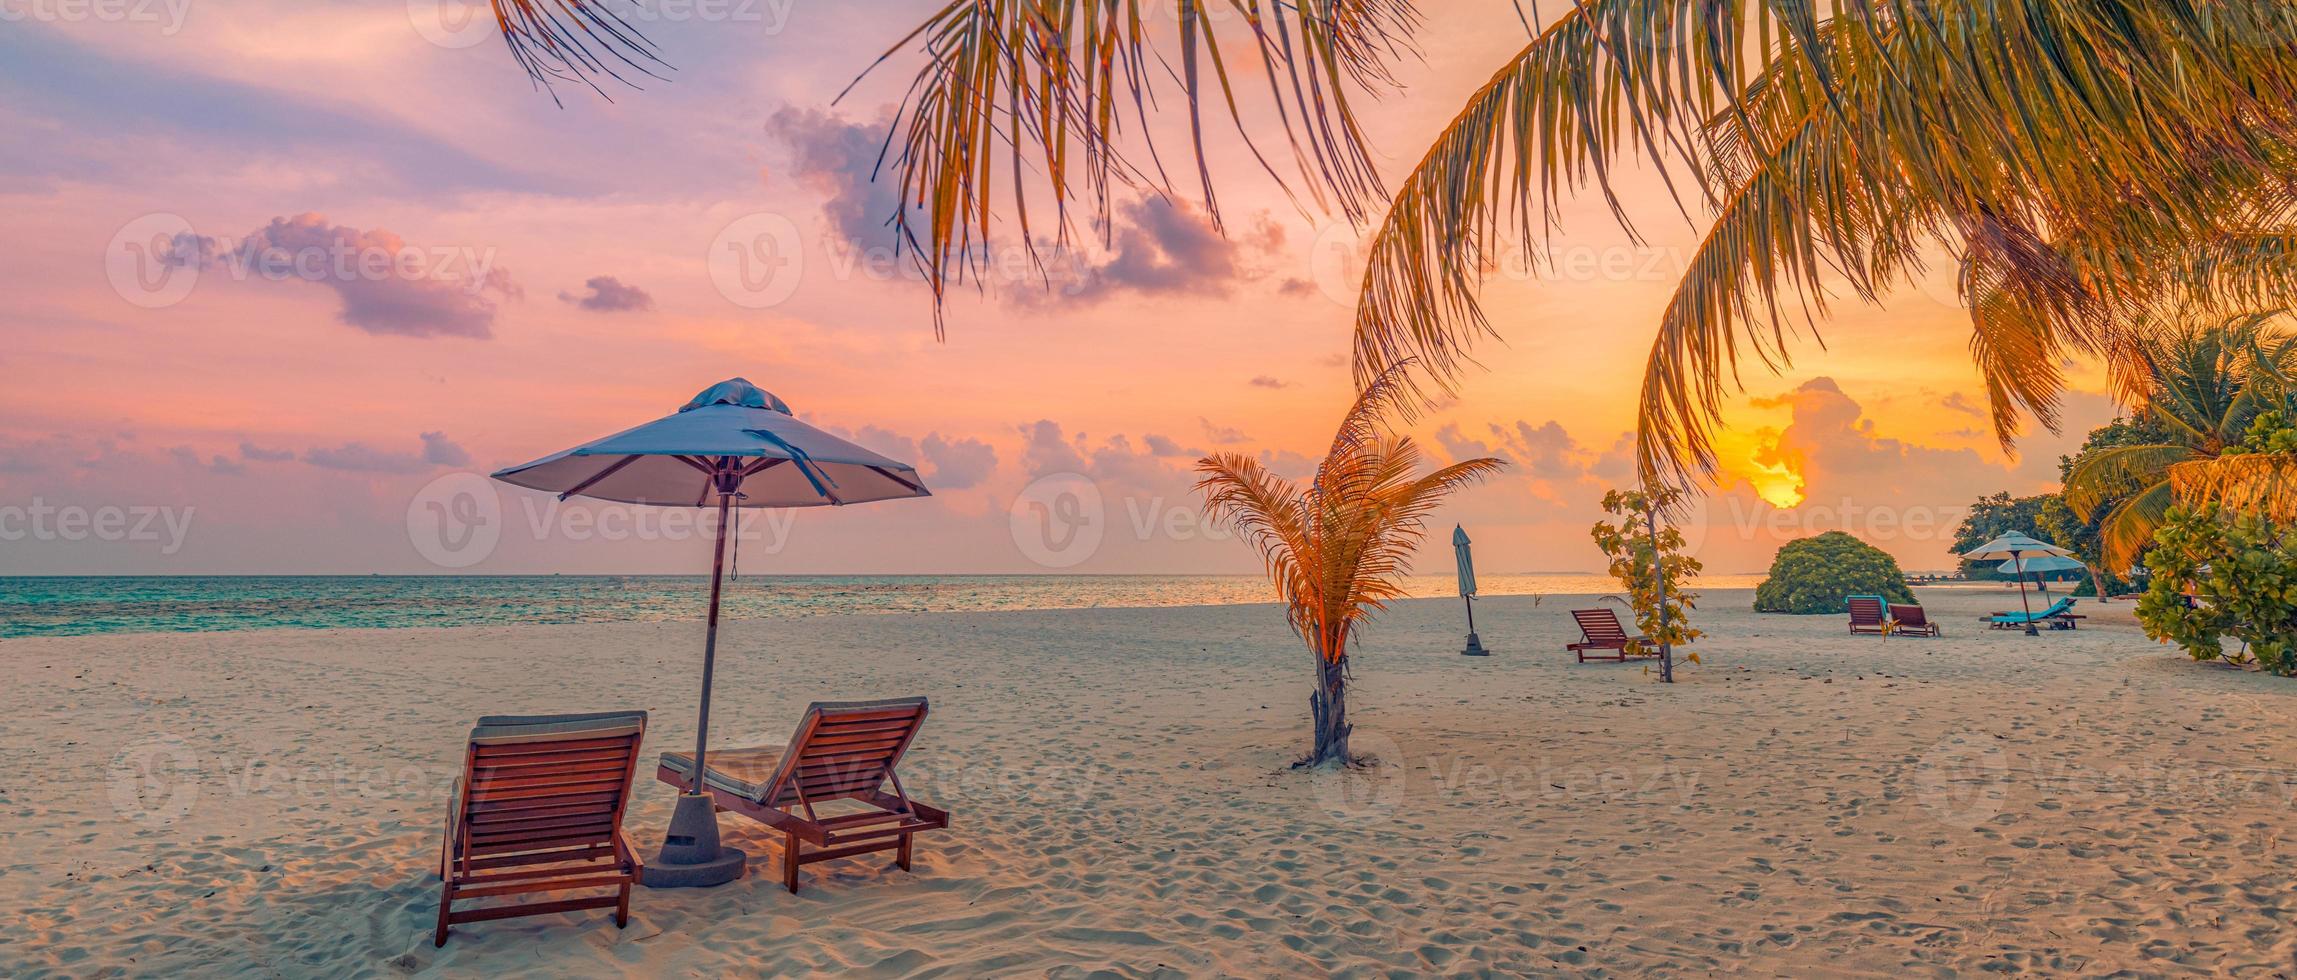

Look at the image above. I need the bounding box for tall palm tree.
[485,2,2297,479]
[2064,314,2295,572]
[1195,367,1501,767]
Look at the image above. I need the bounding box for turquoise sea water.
[0,573,1767,639]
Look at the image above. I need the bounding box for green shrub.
[1753,531,1917,614]
[2135,505,2297,674]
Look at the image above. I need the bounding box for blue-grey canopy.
[1960,531,2069,561]
[491,378,930,508]
[1998,554,2085,574]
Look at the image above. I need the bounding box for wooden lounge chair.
[1888,603,1941,637]
[435,710,647,948]
[1568,608,1657,662]
[1847,595,1888,635]
[657,697,949,894]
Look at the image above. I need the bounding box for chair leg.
[896,833,913,872]
[616,880,631,928]
[783,830,802,894]
[433,883,453,948]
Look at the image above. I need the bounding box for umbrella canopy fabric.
[1998,555,2085,574]
[1452,524,1477,598]
[1961,531,2071,561]
[492,378,929,508]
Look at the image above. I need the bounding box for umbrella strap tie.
[744,428,842,503]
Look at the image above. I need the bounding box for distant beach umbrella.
[1452,525,1485,656]
[1962,532,2070,636]
[491,378,930,887]
[1996,555,2085,575]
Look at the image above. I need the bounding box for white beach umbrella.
[490,378,930,887]
[1451,525,1485,656]
[1962,532,2070,635]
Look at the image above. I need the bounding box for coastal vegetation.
[1753,531,1914,615]
[1194,368,1502,767]
[2136,505,2297,675]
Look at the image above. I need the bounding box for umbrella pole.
[692,489,732,791]
[643,479,747,888]
[2014,550,2038,636]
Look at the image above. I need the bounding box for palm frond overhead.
[863,0,1418,333]
[1348,0,2297,485]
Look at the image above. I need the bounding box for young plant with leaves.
[1195,367,1502,767]
[1589,486,1703,682]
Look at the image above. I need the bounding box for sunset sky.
[0,1,2123,577]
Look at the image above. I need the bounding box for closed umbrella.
[491,378,930,887]
[1962,532,2070,636]
[1452,525,1485,656]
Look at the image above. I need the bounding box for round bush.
[1752,531,1917,614]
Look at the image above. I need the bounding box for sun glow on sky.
[0,3,2122,576]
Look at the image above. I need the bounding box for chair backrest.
[1572,608,1628,643]
[1888,603,1927,626]
[755,697,929,809]
[455,711,647,869]
[1847,595,1886,624]
[2035,596,2074,618]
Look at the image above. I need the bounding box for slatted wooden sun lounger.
[435,710,647,947]
[658,696,949,894]
[1847,595,1889,635]
[1568,608,1657,662]
[1888,603,1941,637]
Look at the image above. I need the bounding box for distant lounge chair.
[1984,597,2084,630]
[435,710,647,947]
[658,697,949,894]
[1888,603,1941,637]
[1568,608,1657,662]
[1847,595,1888,635]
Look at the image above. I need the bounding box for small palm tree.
[1195,368,1502,768]
[2065,314,2295,571]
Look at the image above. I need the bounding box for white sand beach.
[8,586,2294,976]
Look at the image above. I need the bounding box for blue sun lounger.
[1984,597,2083,630]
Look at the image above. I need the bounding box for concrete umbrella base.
[640,793,746,888]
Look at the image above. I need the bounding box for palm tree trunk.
[1307,656,1352,767]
